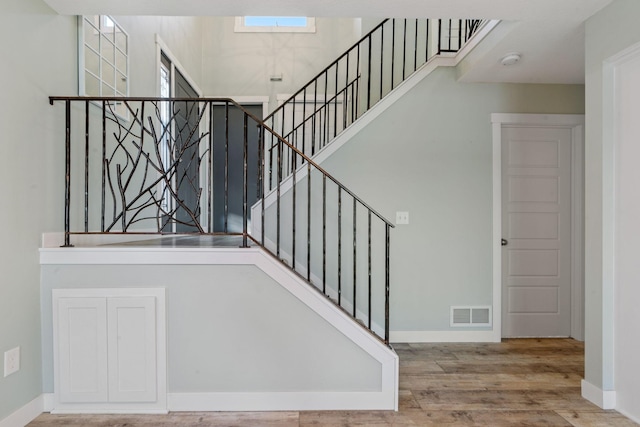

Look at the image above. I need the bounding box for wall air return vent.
[450,306,492,327]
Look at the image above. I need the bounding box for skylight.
[244,16,308,27]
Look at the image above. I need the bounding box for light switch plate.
[4,347,20,377]
[396,211,409,225]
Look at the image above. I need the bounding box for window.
[234,16,316,33]
[159,53,172,214]
[78,15,129,106]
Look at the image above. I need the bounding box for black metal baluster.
[277,138,282,257]
[208,102,214,233]
[101,100,106,232]
[84,100,89,233]
[385,223,391,344]
[403,19,408,80]
[260,127,265,246]
[312,79,317,157]
[280,107,285,180]
[338,188,342,305]
[458,19,462,50]
[353,198,357,318]
[63,100,72,247]
[344,52,349,129]
[322,175,327,294]
[292,97,296,153]
[391,19,396,89]
[426,19,430,61]
[292,151,297,269]
[307,163,311,282]
[437,19,442,54]
[302,87,306,157]
[367,33,372,110]
[323,69,328,151]
[334,61,338,138]
[256,121,262,201]
[268,135,274,191]
[242,113,248,248]
[380,23,384,100]
[224,101,229,233]
[368,210,372,329]
[356,43,361,119]
[448,19,453,51]
[414,18,419,71]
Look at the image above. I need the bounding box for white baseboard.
[0,395,44,427]
[390,330,499,343]
[581,379,616,409]
[168,391,396,411]
[617,408,640,424]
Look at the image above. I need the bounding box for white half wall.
[39,246,398,411]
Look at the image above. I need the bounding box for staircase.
[263,18,486,187]
[48,18,489,347]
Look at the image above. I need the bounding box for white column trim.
[581,379,616,409]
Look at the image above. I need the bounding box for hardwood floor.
[29,339,638,426]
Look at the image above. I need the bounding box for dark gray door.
[174,71,200,232]
[211,104,263,233]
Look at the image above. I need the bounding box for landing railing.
[49,96,395,344]
[264,18,484,187]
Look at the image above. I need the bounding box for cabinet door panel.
[57,297,108,403]
[107,296,157,402]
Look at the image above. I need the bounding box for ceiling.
[43,0,614,84]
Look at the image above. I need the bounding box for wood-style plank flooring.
[29,339,638,426]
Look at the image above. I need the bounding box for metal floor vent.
[450,306,492,327]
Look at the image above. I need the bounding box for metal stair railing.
[49,96,395,344]
[263,18,485,189]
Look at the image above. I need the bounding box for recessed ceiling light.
[500,53,521,66]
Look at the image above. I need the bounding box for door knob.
[501,238,508,246]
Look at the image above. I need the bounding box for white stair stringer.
[252,20,500,218]
[39,245,399,411]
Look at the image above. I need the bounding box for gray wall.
[201,17,362,111]
[40,264,382,393]
[0,5,204,419]
[113,15,204,95]
[584,0,640,405]
[317,67,584,332]
[0,0,75,419]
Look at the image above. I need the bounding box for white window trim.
[78,15,129,98]
[234,17,316,33]
[154,34,204,233]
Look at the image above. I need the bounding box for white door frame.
[491,113,585,341]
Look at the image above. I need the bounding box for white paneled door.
[501,126,572,337]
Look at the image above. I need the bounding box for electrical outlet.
[4,347,20,377]
[396,211,409,225]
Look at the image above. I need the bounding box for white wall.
[612,48,640,422]
[0,0,75,419]
[201,17,362,111]
[584,0,640,418]
[316,67,584,335]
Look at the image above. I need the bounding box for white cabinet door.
[107,297,157,402]
[53,288,166,412]
[56,297,109,403]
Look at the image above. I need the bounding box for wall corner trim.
[581,379,616,409]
